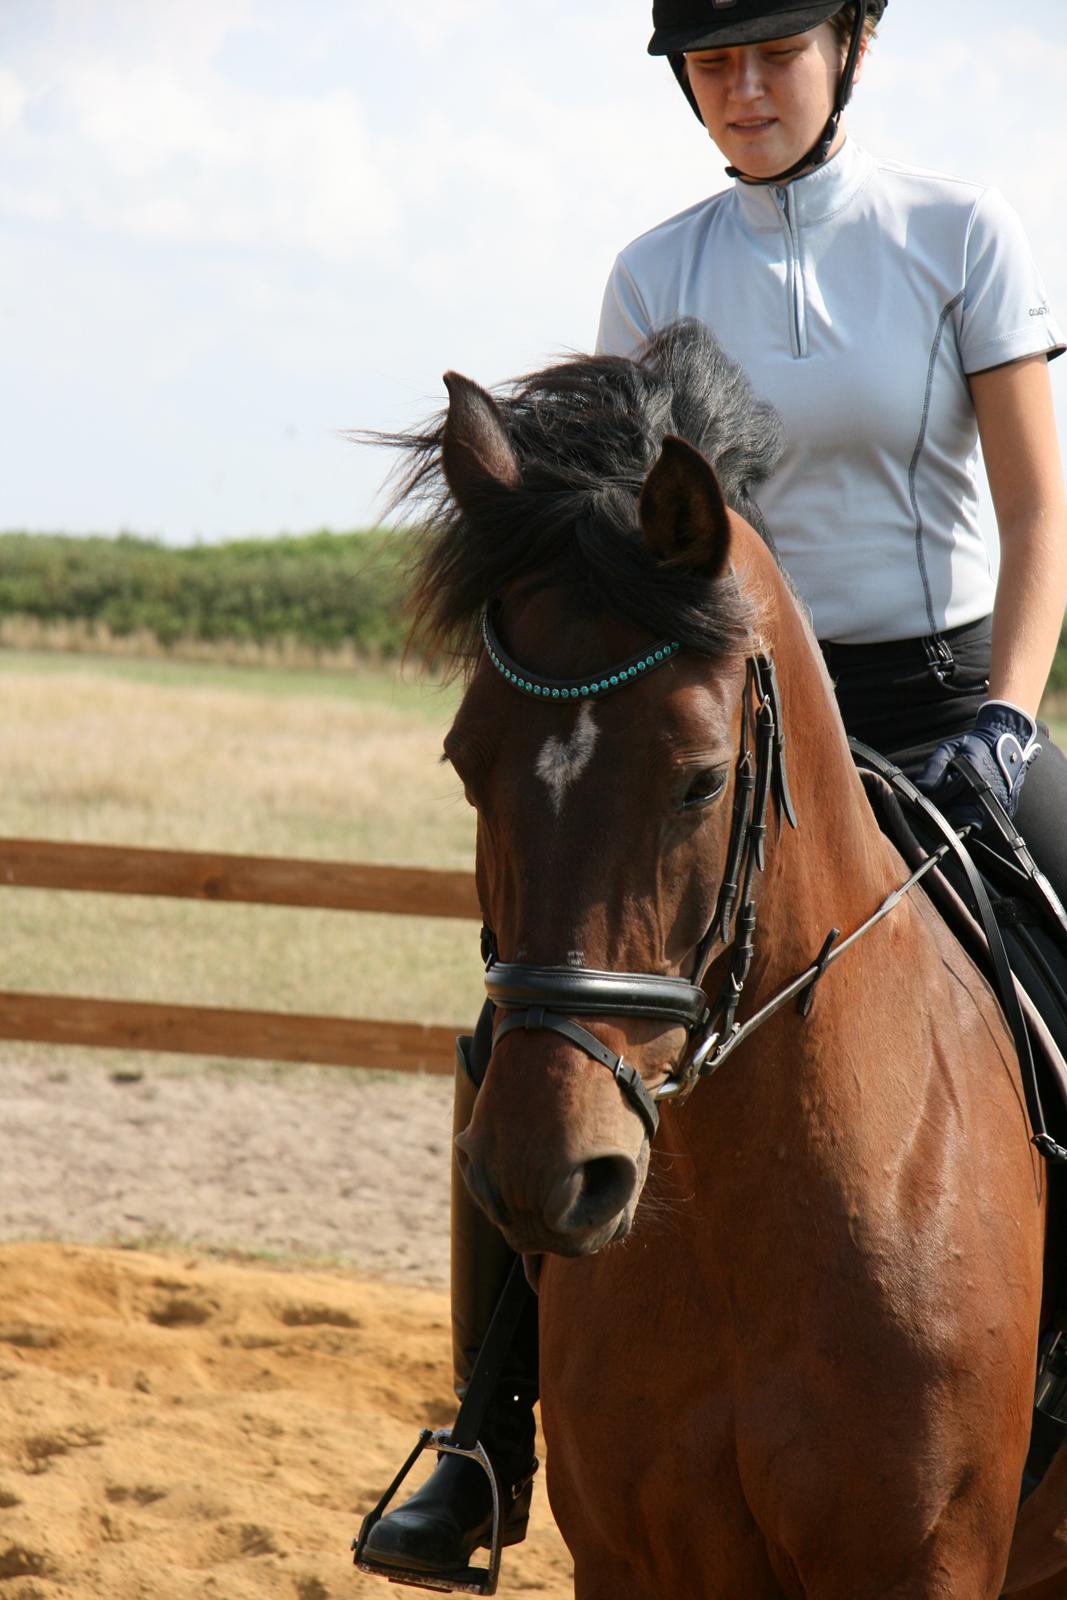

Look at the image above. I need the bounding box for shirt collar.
[731,137,875,230]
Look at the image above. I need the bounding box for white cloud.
[48,0,258,72]
[0,66,27,131]
[2,0,1066,538]
[2,11,395,259]
[369,0,505,52]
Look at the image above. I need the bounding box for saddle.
[853,741,1067,1502]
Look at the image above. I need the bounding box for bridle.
[478,603,952,1143]
[480,607,794,1137]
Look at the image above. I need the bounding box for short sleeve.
[958,187,1065,374]
[596,256,654,358]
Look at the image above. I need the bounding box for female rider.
[600,0,1067,870]
[362,0,1067,1584]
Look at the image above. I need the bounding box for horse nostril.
[581,1155,635,1217]
[546,1154,638,1236]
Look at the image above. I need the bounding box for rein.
[477,609,939,1139]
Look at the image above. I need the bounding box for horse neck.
[743,552,903,993]
[656,568,947,1220]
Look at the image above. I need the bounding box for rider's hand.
[915,700,1041,833]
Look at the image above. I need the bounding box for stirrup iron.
[353,1428,507,1596]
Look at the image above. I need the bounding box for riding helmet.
[649,0,888,183]
[649,0,886,56]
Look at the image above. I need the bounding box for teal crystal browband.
[481,606,682,701]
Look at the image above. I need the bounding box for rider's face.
[684,23,862,181]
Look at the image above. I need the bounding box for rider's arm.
[971,352,1067,717]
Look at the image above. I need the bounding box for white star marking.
[534,702,599,816]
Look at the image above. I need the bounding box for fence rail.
[0,838,479,1074]
[0,838,479,918]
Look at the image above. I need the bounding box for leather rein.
[478,606,950,1142]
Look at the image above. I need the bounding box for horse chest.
[538,1250,760,1577]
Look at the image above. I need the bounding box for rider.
[362,0,1067,1582]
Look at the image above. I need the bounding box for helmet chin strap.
[682,0,870,189]
[724,109,839,185]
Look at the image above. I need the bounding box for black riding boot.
[360,1023,540,1578]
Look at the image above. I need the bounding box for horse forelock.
[375,321,784,675]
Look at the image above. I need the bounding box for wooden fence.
[0,838,479,1075]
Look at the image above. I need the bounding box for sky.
[1,0,1066,542]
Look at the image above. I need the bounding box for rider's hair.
[827,3,879,50]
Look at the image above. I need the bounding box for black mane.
[381,320,784,671]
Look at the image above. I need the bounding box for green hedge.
[2,530,1066,691]
[0,530,410,656]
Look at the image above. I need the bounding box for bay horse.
[392,322,1067,1597]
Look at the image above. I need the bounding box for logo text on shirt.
[1030,303,1050,317]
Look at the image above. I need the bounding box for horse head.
[390,324,846,1258]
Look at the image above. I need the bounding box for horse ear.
[442,371,521,512]
[638,435,731,575]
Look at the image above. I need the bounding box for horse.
[390,321,1067,1597]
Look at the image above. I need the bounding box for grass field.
[0,651,481,1077]
[3,646,1064,1082]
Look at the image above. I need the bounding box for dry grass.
[0,651,468,861]
[0,613,399,672]
[0,651,482,1075]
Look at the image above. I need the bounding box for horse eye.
[681,768,728,810]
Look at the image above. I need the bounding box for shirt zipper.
[775,186,807,360]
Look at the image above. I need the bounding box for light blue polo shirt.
[597,139,1064,644]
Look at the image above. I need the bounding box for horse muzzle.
[455,1128,644,1257]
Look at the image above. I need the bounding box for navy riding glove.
[916,699,1041,832]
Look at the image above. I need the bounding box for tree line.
[1,529,1065,696]
[0,530,408,658]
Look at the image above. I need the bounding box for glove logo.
[996,730,1040,790]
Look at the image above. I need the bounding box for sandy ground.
[0,1055,457,1285]
[0,1054,573,1599]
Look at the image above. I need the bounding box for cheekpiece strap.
[482,605,681,702]
[753,652,798,835]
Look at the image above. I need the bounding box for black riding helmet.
[649,0,888,185]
